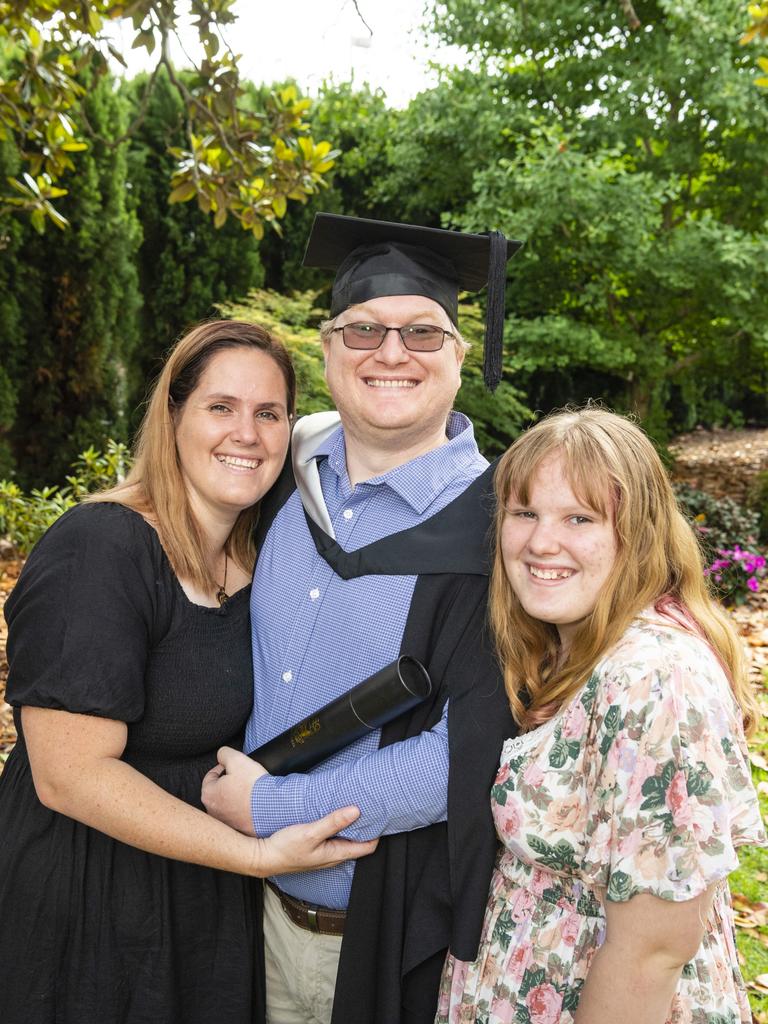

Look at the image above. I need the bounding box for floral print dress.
[436,614,767,1024]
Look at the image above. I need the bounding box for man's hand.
[202,747,268,835]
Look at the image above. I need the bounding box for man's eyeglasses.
[331,323,454,352]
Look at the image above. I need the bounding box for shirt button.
[343,509,353,520]
[309,587,320,601]
[282,670,293,683]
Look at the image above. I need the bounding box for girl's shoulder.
[603,611,727,683]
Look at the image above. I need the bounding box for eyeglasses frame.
[330,322,456,352]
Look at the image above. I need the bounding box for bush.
[674,484,767,604]
[748,470,768,546]
[0,441,131,556]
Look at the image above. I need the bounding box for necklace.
[215,553,228,606]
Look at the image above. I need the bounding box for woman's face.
[173,347,291,529]
[500,452,618,649]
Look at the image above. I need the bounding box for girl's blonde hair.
[490,406,759,736]
[87,320,295,592]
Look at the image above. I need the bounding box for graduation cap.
[302,213,523,392]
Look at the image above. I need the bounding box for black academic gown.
[253,455,516,1024]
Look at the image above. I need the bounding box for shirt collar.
[312,412,485,514]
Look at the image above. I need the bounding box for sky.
[109,0,468,107]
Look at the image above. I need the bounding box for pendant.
[216,586,227,606]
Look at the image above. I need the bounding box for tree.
[1,69,141,487]
[254,79,399,295]
[122,68,265,423]
[741,1,768,87]
[424,0,768,434]
[0,1,339,234]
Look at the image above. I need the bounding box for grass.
[733,674,768,1021]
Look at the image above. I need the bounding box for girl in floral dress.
[436,407,765,1024]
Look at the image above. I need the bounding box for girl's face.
[501,452,618,650]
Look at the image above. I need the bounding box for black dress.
[0,503,263,1024]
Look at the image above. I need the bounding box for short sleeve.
[581,623,767,903]
[4,503,159,721]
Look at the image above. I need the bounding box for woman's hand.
[201,746,268,835]
[202,748,378,873]
[252,806,378,876]
[22,707,372,878]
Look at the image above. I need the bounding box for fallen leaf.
[731,893,768,929]
[747,973,768,995]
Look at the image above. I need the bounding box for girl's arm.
[23,706,376,875]
[573,886,717,1024]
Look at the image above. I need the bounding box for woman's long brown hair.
[86,320,296,593]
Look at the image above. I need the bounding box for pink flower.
[526,982,563,1024]
[561,913,581,947]
[627,755,660,806]
[529,867,550,896]
[562,701,587,738]
[522,761,545,788]
[617,828,642,859]
[489,996,516,1024]
[666,770,692,828]
[496,761,511,785]
[496,797,523,838]
[507,941,533,986]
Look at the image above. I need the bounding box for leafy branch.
[0,1,340,233]
[740,2,768,88]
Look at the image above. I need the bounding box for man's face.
[322,294,464,449]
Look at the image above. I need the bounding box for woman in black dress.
[0,320,375,1024]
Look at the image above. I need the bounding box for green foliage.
[448,300,532,456]
[740,0,768,87]
[2,70,141,487]
[0,2,339,234]
[675,484,762,556]
[0,440,130,555]
[217,289,332,416]
[674,483,766,602]
[730,740,768,1013]
[254,80,399,295]
[121,69,265,424]
[748,471,768,544]
[421,0,768,436]
[370,68,502,225]
[0,72,140,487]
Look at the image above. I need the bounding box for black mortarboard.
[302,213,523,392]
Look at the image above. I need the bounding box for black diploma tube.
[248,656,431,775]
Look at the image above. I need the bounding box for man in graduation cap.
[203,213,521,1024]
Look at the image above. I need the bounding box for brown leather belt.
[266,879,346,937]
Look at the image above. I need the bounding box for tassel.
[483,230,508,393]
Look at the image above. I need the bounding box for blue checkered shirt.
[245,411,488,909]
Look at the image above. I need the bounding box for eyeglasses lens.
[342,324,445,351]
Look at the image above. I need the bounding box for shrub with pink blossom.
[704,545,767,604]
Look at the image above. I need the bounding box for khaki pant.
[263,883,343,1024]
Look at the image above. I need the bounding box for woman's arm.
[573,886,717,1024]
[23,706,376,875]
